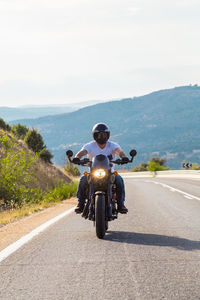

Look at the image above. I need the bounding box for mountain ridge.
[0,99,114,122]
[10,85,200,169]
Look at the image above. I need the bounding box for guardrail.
[121,170,200,179]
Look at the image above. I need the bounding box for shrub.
[24,129,44,152]
[40,148,54,163]
[150,157,167,166]
[65,161,81,177]
[0,118,11,131]
[24,128,53,163]
[191,163,200,170]
[0,130,76,212]
[132,163,148,172]
[45,181,78,202]
[12,123,28,139]
[0,130,39,208]
[148,161,167,172]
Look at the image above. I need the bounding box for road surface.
[0,177,200,299]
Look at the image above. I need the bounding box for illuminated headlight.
[93,169,106,179]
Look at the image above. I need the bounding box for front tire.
[95,194,106,239]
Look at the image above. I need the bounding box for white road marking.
[145,180,200,202]
[184,195,193,200]
[0,206,76,263]
[161,184,167,188]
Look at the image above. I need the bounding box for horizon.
[0,84,198,108]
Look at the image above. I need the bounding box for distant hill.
[0,106,74,122]
[0,100,111,122]
[11,85,200,169]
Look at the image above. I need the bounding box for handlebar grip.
[122,157,129,164]
[72,157,81,165]
[115,159,122,164]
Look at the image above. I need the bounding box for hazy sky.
[0,0,200,107]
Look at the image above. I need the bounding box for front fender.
[95,191,106,196]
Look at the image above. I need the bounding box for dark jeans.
[77,174,125,205]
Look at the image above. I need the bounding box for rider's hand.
[72,157,81,165]
[122,157,129,164]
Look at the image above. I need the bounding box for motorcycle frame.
[82,166,117,223]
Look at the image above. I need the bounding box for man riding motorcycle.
[74,123,129,214]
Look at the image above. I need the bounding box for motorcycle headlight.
[93,169,106,179]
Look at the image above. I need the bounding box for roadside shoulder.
[0,198,76,251]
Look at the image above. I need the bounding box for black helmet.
[92,123,110,144]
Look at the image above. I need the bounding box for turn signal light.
[84,171,89,176]
[113,171,118,175]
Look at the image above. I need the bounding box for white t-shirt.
[81,141,120,171]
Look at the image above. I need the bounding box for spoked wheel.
[95,194,106,239]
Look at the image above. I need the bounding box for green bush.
[132,163,148,172]
[148,161,167,172]
[24,129,44,153]
[65,161,81,177]
[150,157,167,166]
[40,148,54,164]
[0,118,11,131]
[0,130,39,208]
[132,157,168,172]
[12,123,28,139]
[24,128,53,163]
[0,130,77,209]
[45,181,78,202]
[191,163,200,170]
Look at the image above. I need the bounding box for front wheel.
[95,194,106,239]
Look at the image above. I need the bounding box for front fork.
[83,180,117,221]
[82,182,93,219]
[107,182,114,220]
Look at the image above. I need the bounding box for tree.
[147,157,167,173]
[148,161,166,172]
[12,123,28,140]
[24,129,44,153]
[24,129,53,163]
[150,157,167,166]
[0,118,11,131]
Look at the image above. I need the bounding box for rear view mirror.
[66,150,73,157]
[130,149,137,157]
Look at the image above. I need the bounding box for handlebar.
[66,149,137,166]
[66,154,90,166]
[110,158,131,165]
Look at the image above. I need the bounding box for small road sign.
[183,162,192,169]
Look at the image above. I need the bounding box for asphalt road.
[0,177,200,300]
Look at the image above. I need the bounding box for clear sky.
[0,0,199,107]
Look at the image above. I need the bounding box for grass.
[0,202,57,225]
[0,181,78,226]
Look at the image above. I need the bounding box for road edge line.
[151,181,200,202]
[0,206,76,263]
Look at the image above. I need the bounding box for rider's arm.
[75,149,88,159]
[114,148,127,158]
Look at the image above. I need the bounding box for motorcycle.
[66,149,137,239]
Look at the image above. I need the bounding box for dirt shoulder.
[0,198,76,251]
